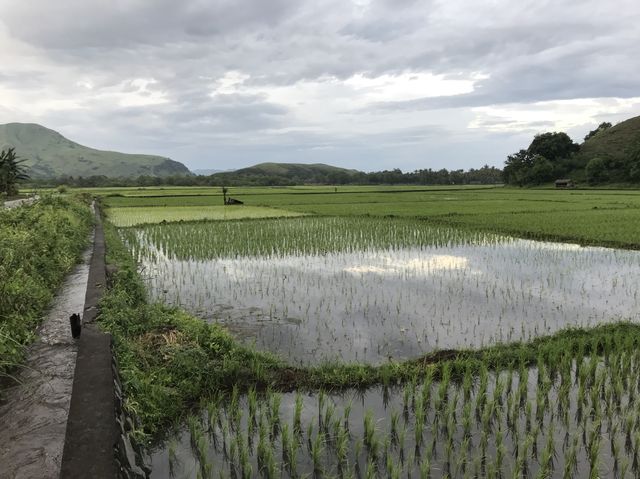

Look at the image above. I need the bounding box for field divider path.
[60,206,118,478]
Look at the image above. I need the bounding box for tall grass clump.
[0,195,92,387]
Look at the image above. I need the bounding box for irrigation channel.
[117,217,640,478]
[0,241,92,478]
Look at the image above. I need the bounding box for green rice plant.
[456,436,470,478]
[336,423,349,473]
[311,430,325,475]
[207,398,220,434]
[281,422,297,476]
[365,457,376,479]
[269,392,281,437]
[495,425,505,473]
[364,413,380,462]
[462,401,473,439]
[293,392,303,436]
[562,433,579,478]
[538,423,555,478]
[390,409,399,445]
[588,423,602,479]
[247,388,257,425]
[397,426,406,464]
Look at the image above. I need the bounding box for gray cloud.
[0,0,639,171]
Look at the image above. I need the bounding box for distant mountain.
[208,162,361,185]
[234,162,359,176]
[0,123,190,178]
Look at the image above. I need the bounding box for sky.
[0,0,639,173]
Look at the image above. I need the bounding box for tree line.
[26,165,503,188]
[504,122,640,186]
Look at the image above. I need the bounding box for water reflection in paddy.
[135,237,640,365]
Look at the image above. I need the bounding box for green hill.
[578,116,640,164]
[234,162,358,177]
[574,115,640,183]
[209,162,360,185]
[504,114,640,186]
[0,123,190,178]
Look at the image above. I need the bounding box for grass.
[106,205,305,227]
[0,195,93,386]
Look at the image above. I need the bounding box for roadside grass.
[0,195,93,386]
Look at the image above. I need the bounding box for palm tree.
[0,148,30,196]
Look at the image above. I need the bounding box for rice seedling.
[108,193,640,479]
[121,215,640,366]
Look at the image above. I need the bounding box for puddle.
[0,242,92,479]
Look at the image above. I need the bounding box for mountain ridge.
[0,123,190,178]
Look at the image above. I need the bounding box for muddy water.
[0,243,92,479]
[141,240,640,365]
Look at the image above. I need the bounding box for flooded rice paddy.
[150,348,640,478]
[123,218,640,365]
[117,217,640,478]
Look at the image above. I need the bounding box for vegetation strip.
[0,195,92,387]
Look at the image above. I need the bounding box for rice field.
[107,205,305,227]
[150,332,640,478]
[124,217,639,365]
[105,186,640,478]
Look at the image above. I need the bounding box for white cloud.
[469,97,640,133]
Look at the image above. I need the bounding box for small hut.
[554,179,574,188]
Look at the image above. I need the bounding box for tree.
[527,155,555,185]
[503,149,534,186]
[0,148,30,196]
[527,132,579,162]
[585,157,608,185]
[584,122,612,142]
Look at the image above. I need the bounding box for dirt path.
[0,242,92,479]
[60,208,118,478]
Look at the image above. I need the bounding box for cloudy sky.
[0,0,639,172]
